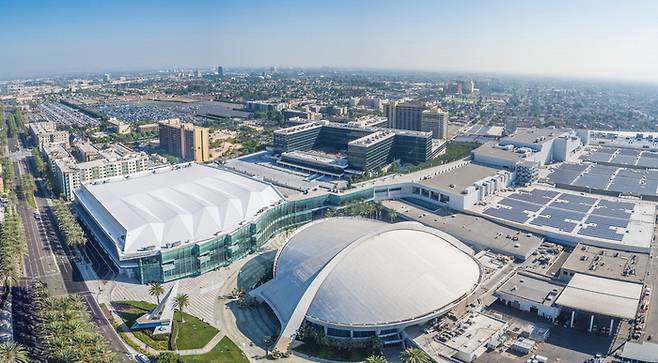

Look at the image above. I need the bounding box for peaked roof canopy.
[75,163,283,256]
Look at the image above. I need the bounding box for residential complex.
[43,142,153,200]
[28,121,69,147]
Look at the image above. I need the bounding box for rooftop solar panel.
[575,174,611,190]
[483,206,530,224]
[578,225,624,241]
[498,198,542,212]
[548,195,594,213]
[618,148,641,156]
[530,215,577,232]
[586,215,629,229]
[610,155,638,166]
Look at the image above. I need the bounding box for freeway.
[8,136,133,362]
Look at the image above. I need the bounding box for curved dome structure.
[252,218,482,349]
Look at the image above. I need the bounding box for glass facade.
[131,187,376,283]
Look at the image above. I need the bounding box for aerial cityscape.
[1,1,658,363]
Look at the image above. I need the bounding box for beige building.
[384,101,424,131]
[28,121,69,147]
[44,143,152,200]
[158,119,209,162]
[421,106,449,139]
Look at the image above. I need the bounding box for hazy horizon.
[2,0,658,83]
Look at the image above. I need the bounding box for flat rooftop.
[348,130,395,147]
[496,272,565,306]
[555,273,642,319]
[502,128,570,145]
[382,200,543,260]
[418,162,507,193]
[591,131,658,151]
[274,122,322,135]
[408,312,507,361]
[472,142,527,162]
[560,243,649,283]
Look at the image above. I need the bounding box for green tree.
[400,348,431,363]
[52,199,87,247]
[148,282,165,305]
[262,335,273,356]
[31,148,47,176]
[33,286,116,362]
[174,293,190,323]
[0,342,29,363]
[365,355,387,363]
[155,351,183,363]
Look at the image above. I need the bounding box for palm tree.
[262,335,273,356]
[388,210,398,222]
[0,342,29,363]
[365,355,387,363]
[400,347,431,363]
[149,282,165,304]
[174,293,190,323]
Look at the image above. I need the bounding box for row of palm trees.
[0,204,28,287]
[147,282,190,323]
[365,347,431,363]
[52,199,87,247]
[32,281,117,362]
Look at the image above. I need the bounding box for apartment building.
[44,143,152,200]
[158,118,209,162]
[28,121,69,147]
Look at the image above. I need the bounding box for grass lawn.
[112,300,218,351]
[172,311,218,350]
[181,336,249,363]
[113,301,169,351]
[295,341,374,362]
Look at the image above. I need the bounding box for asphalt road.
[8,136,132,362]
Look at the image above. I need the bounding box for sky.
[1,0,658,82]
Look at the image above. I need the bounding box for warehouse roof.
[74,163,283,256]
[496,272,564,306]
[419,162,508,192]
[621,341,658,362]
[555,273,642,319]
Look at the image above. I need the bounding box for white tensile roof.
[75,163,283,256]
[252,218,481,343]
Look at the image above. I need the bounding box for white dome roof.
[254,218,482,334]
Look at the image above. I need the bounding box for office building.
[421,106,449,139]
[245,101,287,113]
[384,101,424,130]
[158,118,209,162]
[272,119,442,174]
[446,82,463,95]
[217,66,224,76]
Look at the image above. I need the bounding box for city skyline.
[1,0,658,83]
